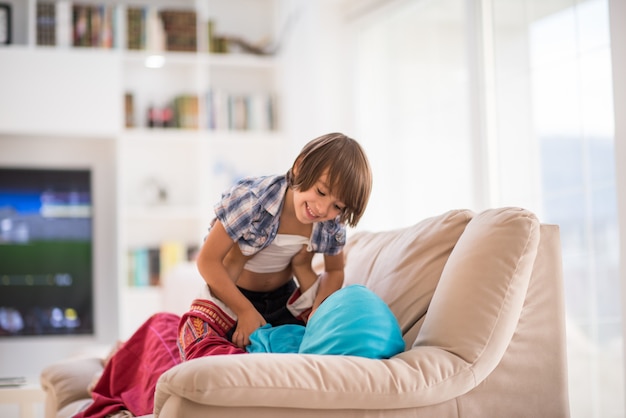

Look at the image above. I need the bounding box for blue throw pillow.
[247,324,305,354]
[247,285,405,359]
[299,285,405,359]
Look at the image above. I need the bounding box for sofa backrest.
[343,209,473,339]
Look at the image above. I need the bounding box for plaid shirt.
[212,174,346,256]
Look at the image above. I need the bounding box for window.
[352,0,622,415]
[492,0,621,415]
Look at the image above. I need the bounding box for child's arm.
[291,249,345,315]
[314,253,345,310]
[196,220,266,347]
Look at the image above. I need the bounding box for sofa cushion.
[415,207,540,380]
[343,209,473,336]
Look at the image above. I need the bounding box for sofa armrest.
[40,357,103,417]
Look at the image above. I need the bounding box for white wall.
[0,49,122,137]
[277,0,356,155]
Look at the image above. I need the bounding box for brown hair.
[287,133,372,227]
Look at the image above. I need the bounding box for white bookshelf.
[0,0,289,341]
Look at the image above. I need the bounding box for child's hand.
[291,245,313,270]
[232,308,266,348]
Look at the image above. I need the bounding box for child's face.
[292,171,346,224]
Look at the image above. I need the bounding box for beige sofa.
[40,207,570,417]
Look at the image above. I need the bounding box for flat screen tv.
[0,167,93,337]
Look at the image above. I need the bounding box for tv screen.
[0,167,93,337]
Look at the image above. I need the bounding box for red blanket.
[74,313,181,418]
[76,300,244,418]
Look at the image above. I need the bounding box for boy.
[192,132,373,349]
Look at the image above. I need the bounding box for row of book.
[127,241,198,287]
[125,91,277,131]
[207,90,277,131]
[125,93,198,129]
[36,2,118,48]
[35,2,198,52]
[72,3,116,48]
[127,7,197,52]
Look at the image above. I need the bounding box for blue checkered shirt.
[212,174,346,256]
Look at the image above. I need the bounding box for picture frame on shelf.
[0,3,11,45]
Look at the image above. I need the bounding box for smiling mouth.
[306,203,318,219]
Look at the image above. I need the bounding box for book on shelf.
[71,4,88,47]
[126,6,146,50]
[125,93,135,128]
[172,95,199,129]
[71,3,115,48]
[206,89,229,131]
[148,248,161,286]
[159,241,187,280]
[229,95,248,131]
[36,2,56,46]
[129,247,149,287]
[250,93,277,131]
[101,4,115,48]
[159,9,197,52]
[127,242,197,287]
